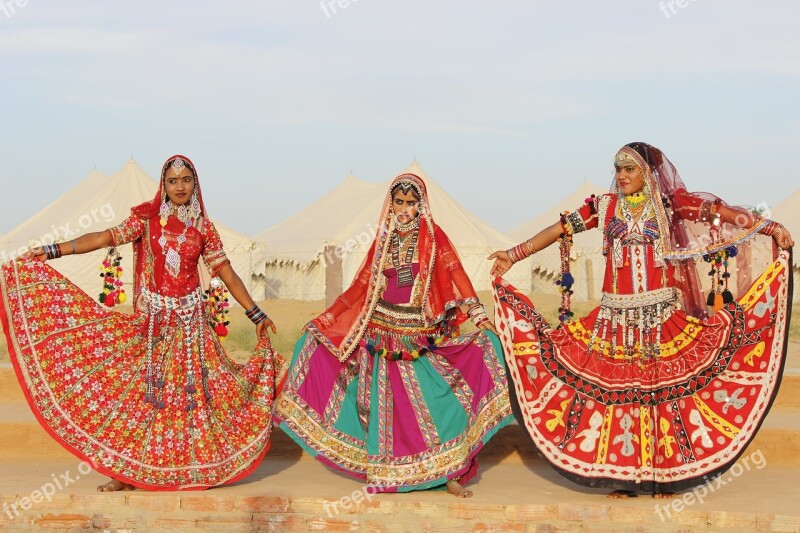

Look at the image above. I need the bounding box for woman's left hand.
[478,321,498,335]
[257,319,277,340]
[776,227,795,250]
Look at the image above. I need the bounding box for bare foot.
[653,492,676,499]
[607,490,638,499]
[446,479,473,498]
[97,479,135,492]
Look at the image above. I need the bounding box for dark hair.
[625,142,663,168]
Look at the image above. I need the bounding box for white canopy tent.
[1,162,154,298]
[1,160,263,301]
[253,174,385,300]
[254,162,527,301]
[510,181,608,301]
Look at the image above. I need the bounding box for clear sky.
[1,0,798,236]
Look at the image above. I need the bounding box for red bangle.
[507,240,536,264]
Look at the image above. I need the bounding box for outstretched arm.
[21,230,114,261]
[674,190,794,250]
[716,205,794,249]
[218,263,276,339]
[489,221,563,277]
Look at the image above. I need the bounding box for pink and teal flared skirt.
[274,328,513,491]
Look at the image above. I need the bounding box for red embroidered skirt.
[492,250,792,493]
[0,260,285,490]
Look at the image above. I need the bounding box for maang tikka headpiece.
[170,157,186,175]
[391,179,424,200]
[614,151,643,173]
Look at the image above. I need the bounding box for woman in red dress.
[0,155,285,491]
[490,142,794,497]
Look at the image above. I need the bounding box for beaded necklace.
[391,222,419,288]
[394,215,419,233]
[158,201,197,278]
[623,191,648,221]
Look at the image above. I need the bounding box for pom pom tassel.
[556,213,575,324]
[205,278,231,341]
[97,247,126,308]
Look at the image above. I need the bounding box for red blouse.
[563,191,704,296]
[108,215,229,298]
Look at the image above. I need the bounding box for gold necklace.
[623,191,648,219]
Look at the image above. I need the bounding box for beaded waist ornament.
[365,300,442,361]
[370,300,435,334]
[588,287,679,361]
[140,287,211,421]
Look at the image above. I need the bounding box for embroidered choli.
[108,214,229,298]
[562,191,707,297]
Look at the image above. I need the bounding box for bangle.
[245,304,269,325]
[43,243,62,260]
[467,303,484,317]
[506,240,536,264]
[760,221,784,238]
[70,240,77,255]
[468,304,489,327]
[507,247,519,264]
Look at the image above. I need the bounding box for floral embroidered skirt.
[0,260,286,490]
[274,322,513,492]
[492,250,793,493]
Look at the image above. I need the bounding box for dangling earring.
[159,199,170,227]
[189,190,202,220]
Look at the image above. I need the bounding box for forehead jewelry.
[170,158,186,175]
[392,180,423,199]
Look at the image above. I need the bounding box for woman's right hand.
[256,318,277,340]
[488,250,513,278]
[20,246,46,261]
